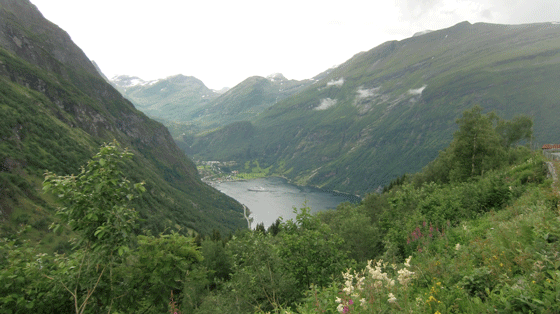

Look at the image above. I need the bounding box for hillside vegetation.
[187,21,560,196]
[0,0,245,245]
[4,107,559,313]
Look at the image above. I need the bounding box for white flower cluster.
[366,259,395,289]
[342,268,365,295]
[388,292,397,303]
[335,256,416,312]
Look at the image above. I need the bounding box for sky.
[30,0,560,90]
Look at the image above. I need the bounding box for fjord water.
[215,177,361,228]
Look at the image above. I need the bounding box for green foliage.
[226,230,299,312]
[450,106,505,181]
[43,141,144,254]
[0,228,71,313]
[131,232,203,313]
[201,238,232,284]
[40,143,145,314]
[318,202,382,263]
[279,205,350,290]
[495,114,533,148]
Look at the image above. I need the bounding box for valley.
[120,21,560,196]
[3,1,560,313]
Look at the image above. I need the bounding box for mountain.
[189,74,315,129]
[111,72,315,130]
[92,60,110,82]
[111,74,219,122]
[0,0,245,243]
[187,21,560,196]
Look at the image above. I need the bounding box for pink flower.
[348,299,354,305]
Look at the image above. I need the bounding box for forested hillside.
[4,107,559,313]
[188,21,560,196]
[0,0,246,245]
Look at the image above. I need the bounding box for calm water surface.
[215,177,361,228]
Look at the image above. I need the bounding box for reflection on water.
[215,177,361,228]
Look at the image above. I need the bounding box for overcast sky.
[30,0,559,90]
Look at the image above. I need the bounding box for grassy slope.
[288,152,560,313]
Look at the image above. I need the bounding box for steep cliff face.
[0,0,98,78]
[0,0,245,236]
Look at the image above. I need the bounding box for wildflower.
[360,298,367,306]
[348,299,354,305]
[404,256,412,268]
[337,303,345,313]
[397,268,415,287]
[388,293,397,303]
[455,243,461,251]
[435,311,442,314]
[335,297,342,303]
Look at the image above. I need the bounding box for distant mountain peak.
[267,73,287,81]
[413,30,433,37]
[111,75,156,88]
[213,87,230,94]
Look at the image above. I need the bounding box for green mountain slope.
[111,74,220,122]
[189,21,560,196]
[111,72,315,138]
[0,0,245,242]
[191,74,315,129]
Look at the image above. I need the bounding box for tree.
[43,141,145,313]
[226,230,299,312]
[131,232,204,313]
[278,205,349,290]
[450,106,504,181]
[495,115,533,148]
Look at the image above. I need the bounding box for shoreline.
[210,174,362,201]
[242,205,252,229]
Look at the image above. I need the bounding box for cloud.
[408,85,427,95]
[327,78,344,87]
[356,87,380,98]
[315,98,338,110]
[480,9,493,19]
[395,0,560,31]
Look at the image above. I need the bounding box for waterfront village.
[197,159,275,186]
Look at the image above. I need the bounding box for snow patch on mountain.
[111,75,158,88]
